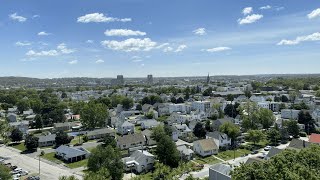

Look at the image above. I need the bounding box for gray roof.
[39,134,56,143]
[86,128,114,137]
[266,147,283,158]
[206,131,227,140]
[55,145,88,159]
[177,145,194,155]
[54,122,75,128]
[141,119,160,127]
[117,133,145,145]
[288,139,312,150]
[121,121,134,127]
[122,150,154,165]
[141,129,156,145]
[210,164,232,176]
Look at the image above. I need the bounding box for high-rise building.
[147,74,153,84]
[111,75,124,86]
[206,73,210,84]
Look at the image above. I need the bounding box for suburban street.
[0,146,83,180]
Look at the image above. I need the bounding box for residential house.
[142,104,153,114]
[54,122,76,132]
[177,145,194,160]
[169,104,191,114]
[38,134,56,147]
[173,124,192,138]
[192,101,211,113]
[117,121,135,135]
[9,121,29,135]
[7,107,18,113]
[288,139,312,150]
[117,133,145,150]
[281,109,300,120]
[264,147,283,160]
[209,164,232,180]
[7,113,17,123]
[206,131,231,148]
[122,150,155,173]
[212,118,233,131]
[86,128,114,140]
[23,109,33,116]
[193,138,219,157]
[309,133,320,144]
[55,145,90,163]
[141,119,160,130]
[141,129,156,146]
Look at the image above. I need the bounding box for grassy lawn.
[216,149,251,161]
[135,126,142,133]
[11,143,27,152]
[42,152,88,169]
[194,155,221,165]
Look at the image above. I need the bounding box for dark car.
[251,150,259,154]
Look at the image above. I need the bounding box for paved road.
[0,146,83,180]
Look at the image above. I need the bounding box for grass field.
[216,149,251,161]
[11,143,27,152]
[194,155,221,165]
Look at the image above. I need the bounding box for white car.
[264,146,272,151]
[20,170,29,176]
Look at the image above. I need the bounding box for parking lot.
[0,146,82,180]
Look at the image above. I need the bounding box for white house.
[9,121,29,135]
[192,101,211,113]
[122,150,155,173]
[117,133,145,150]
[206,131,231,148]
[117,121,135,135]
[193,138,219,157]
[169,103,191,114]
[141,119,160,130]
[173,124,192,138]
[177,145,194,160]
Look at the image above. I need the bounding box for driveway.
[0,146,83,180]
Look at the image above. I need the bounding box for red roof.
[309,133,320,143]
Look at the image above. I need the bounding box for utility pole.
[39,153,40,177]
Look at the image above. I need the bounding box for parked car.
[20,170,29,176]
[251,150,259,154]
[264,146,271,151]
[27,176,40,180]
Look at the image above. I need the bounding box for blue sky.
[1,0,320,78]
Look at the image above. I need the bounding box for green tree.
[34,114,43,130]
[9,128,23,142]
[231,145,320,180]
[281,95,289,102]
[87,145,123,180]
[176,97,184,103]
[259,108,275,129]
[102,134,116,148]
[193,122,206,138]
[136,104,142,111]
[316,90,320,97]
[246,130,264,145]
[80,102,108,129]
[55,130,72,146]
[151,125,167,142]
[219,122,240,148]
[17,99,30,114]
[267,128,281,146]
[84,168,110,180]
[155,135,180,168]
[298,111,316,134]
[0,164,11,180]
[283,120,300,137]
[121,97,133,110]
[205,120,211,131]
[59,175,79,180]
[224,103,240,118]
[24,134,39,151]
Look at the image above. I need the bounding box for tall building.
[206,73,210,84]
[111,75,124,86]
[147,74,153,84]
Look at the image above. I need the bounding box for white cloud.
[32,15,40,18]
[131,56,141,59]
[163,46,173,52]
[95,59,104,63]
[238,14,263,25]
[260,5,272,10]
[57,43,75,54]
[104,29,146,36]
[202,47,231,52]
[86,40,94,43]
[69,60,78,65]
[193,28,206,36]
[277,32,320,45]
[275,7,285,11]
[38,31,51,36]
[308,8,320,19]
[9,13,27,22]
[156,43,170,49]
[26,43,75,57]
[132,59,143,62]
[242,7,253,15]
[26,50,59,57]
[101,38,157,52]
[15,41,32,46]
[77,13,131,23]
[175,45,187,52]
